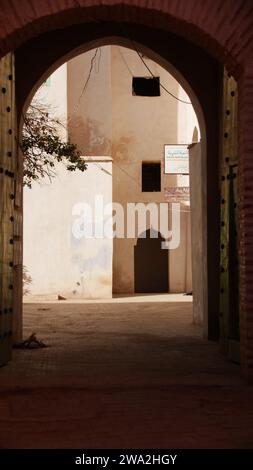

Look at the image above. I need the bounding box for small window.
[142,162,161,192]
[132,77,160,96]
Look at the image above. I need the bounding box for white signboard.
[164,145,189,174]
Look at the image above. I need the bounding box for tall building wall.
[111,46,197,293]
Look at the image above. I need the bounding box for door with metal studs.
[0,52,18,366]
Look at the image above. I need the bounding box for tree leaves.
[22,101,87,187]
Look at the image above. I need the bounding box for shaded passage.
[0,295,251,449]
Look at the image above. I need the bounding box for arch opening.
[0,2,251,448]
[21,42,205,327]
[14,23,221,347]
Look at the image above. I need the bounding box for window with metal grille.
[142,162,161,192]
[132,77,160,96]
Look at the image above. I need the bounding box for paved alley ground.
[0,295,252,448]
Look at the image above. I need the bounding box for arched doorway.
[134,229,169,293]
[15,29,218,342]
[0,0,252,380]
[0,27,227,362]
[22,45,198,303]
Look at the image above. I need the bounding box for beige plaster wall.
[67,46,112,156]
[111,46,197,293]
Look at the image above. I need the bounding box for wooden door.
[0,52,17,366]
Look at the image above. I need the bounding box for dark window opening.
[142,162,161,192]
[132,77,160,96]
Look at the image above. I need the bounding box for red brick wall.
[0,0,252,76]
[0,0,252,379]
[238,59,253,379]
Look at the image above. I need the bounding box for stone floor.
[0,294,252,448]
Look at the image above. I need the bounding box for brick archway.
[0,0,252,76]
[0,0,253,380]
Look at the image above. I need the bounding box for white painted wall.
[23,62,113,300]
[177,85,200,144]
[36,64,67,138]
[24,162,112,300]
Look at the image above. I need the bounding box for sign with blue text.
[164,145,189,174]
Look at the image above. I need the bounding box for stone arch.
[0,0,252,379]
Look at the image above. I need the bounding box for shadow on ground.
[0,296,252,448]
